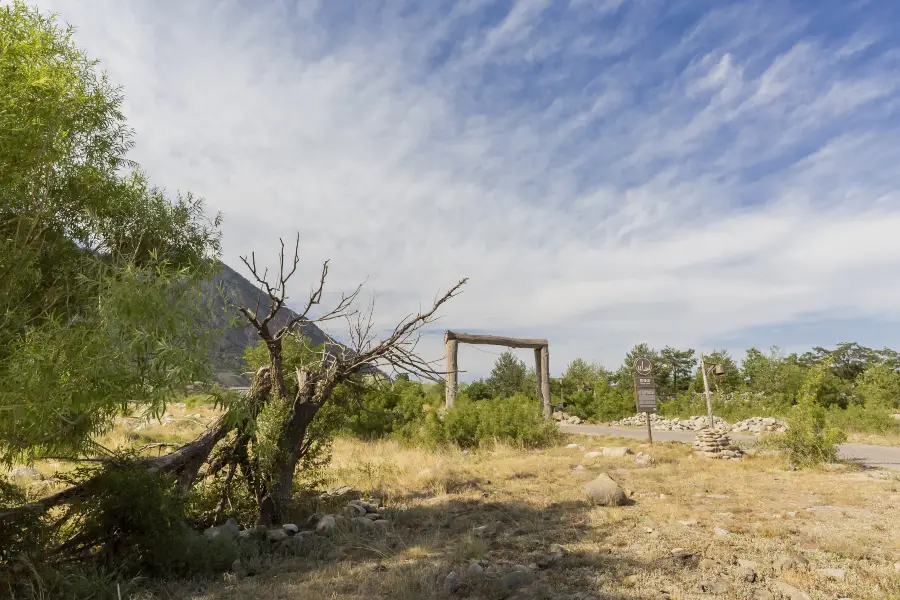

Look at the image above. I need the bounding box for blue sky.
[28,0,900,379]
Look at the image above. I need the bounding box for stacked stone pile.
[692,430,743,460]
[613,414,786,433]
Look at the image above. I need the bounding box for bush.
[762,366,847,468]
[424,394,560,450]
[825,403,900,435]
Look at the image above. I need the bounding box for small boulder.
[774,553,809,571]
[737,559,758,569]
[735,566,756,582]
[352,516,376,531]
[565,443,579,449]
[373,519,390,529]
[501,566,536,591]
[265,528,288,543]
[753,590,774,600]
[772,581,812,600]
[671,548,694,559]
[315,515,337,536]
[634,452,653,466]
[584,451,603,459]
[602,447,633,457]
[713,527,730,536]
[584,473,627,506]
[699,558,717,570]
[203,518,240,541]
[467,562,485,578]
[443,571,462,594]
[347,503,367,518]
[282,523,299,535]
[699,580,727,594]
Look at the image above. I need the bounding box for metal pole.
[646,410,653,444]
[699,352,714,429]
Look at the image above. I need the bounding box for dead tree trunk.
[445,334,458,409]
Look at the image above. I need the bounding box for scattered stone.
[373,519,390,529]
[265,528,289,543]
[306,513,323,528]
[584,451,603,459]
[347,503,367,518]
[565,443,579,449]
[714,527,731,536]
[473,525,490,538]
[537,544,568,569]
[895,562,900,572]
[774,553,809,571]
[8,467,42,480]
[501,566,537,591]
[203,518,240,541]
[572,464,585,472]
[584,473,628,506]
[364,513,383,521]
[752,591,774,600]
[737,559,758,569]
[699,580,728,594]
[772,581,812,600]
[818,567,845,580]
[699,558,717,570]
[282,523,299,535]
[634,452,653,466]
[678,519,699,527]
[786,511,798,518]
[693,430,744,460]
[468,562,485,577]
[602,447,633,457]
[443,571,462,594]
[735,566,756,582]
[352,516,376,531]
[671,548,694,558]
[315,515,337,536]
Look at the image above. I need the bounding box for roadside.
[560,424,900,471]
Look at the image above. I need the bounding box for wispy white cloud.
[26,0,900,377]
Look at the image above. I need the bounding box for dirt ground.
[6,404,900,600]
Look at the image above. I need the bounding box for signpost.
[633,357,657,444]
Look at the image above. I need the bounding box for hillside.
[202,261,349,387]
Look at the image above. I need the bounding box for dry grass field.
[5,403,900,600]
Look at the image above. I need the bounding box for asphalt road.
[559,424,900,471]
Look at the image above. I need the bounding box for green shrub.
[825,403,900,435]
[426,395,560,450]
[762,366,847,468]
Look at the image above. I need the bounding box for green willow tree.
[0,1,222,464]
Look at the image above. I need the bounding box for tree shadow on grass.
[184,495,695,600]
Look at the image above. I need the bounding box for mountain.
[202,261,354,387]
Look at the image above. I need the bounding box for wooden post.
[445,335,458,409]
[539,345,551,420]
[646,410,653,444]
[699,352,714,429]
[534,348,544,405]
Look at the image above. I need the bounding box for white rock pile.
[552,411,583,425]
[613,414,786,433]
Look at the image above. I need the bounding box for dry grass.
[178,436,900,600]
[5,406,900,599]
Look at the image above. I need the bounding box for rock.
[373,519,390,529]
[737,559,758,569]
[8,467,42,480]
[735,566,756,582]
[315,515,337,536]
[565,443,579,449]
[467,562,485,577]
[265,528,289,543]
[671,548,694,558]
[347,503,367,518]
[364,513,383,521]
[714,527,730,536]
[501,567,537,591]
[282,523,299,535]
[584,473,627,506]
[602,447,633,457]
[699,558,717,569]
[443,571,462,594]
[352,516,376,531]
[699,580,728,594]
[634,452,653,466]
[306,513,323,528]
[774,553,809,571]
[678,519,699,527]
[572,464,585,472]
[772,581,812,600]
[584,451,603,459]
[537,544,568,568]
[203,518,240,541]
[895,562,900,572]
[753,591,774,600]
[818,567,845,580]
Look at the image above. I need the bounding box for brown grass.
[6,407,900,600]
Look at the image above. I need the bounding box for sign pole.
[633,357,657,445]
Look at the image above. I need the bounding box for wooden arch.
[444,330,551,420]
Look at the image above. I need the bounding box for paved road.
[559,424,900,471]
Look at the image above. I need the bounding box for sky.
[25,0,900,380]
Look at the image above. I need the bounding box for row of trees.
[461,341,900,419]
